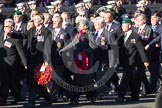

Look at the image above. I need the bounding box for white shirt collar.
[36,25,43,31]
[44,24,49,28]
[139,24,146,31]
[15,21,22,31]
[105,22,112,31]
[124,29,132,43]
[54,28,61,35]
[98,28,104,37]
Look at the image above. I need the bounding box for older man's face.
[52,17,62,28]
[135,16,146,26]
[122,23,131,32]
[13,15,22,23]
[104,12,113,24]
[4,21,13,34]
[61,14,70,25]
[33,15,43,27]
[94,20,103,31]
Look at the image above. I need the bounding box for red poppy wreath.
[34,64,53,85]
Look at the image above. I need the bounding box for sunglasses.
[4,26,12,27]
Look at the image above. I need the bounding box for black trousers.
[0,62,21,104]
[27,55,51,104]
[51,65,65,96]
[70,83,95,101]
[106,72,119,90]
[149,61,160,91]
[118,65,140,99]
[138,64,150,93]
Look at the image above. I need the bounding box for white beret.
[17,6,25,10]
[106,5,113,9]
[96,6,107,13]
[55,0,62,4]
[136,3,145,7]
[46,5,55,9]
[50,2,57,6]
[75,2,84,8]
[107,0,116,4]
[138,0,146,4]
[28,1,36,5]
[16,2,25,7]
[83,0,91,3]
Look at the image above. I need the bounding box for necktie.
[124,32,127,43]
[15,25,18,31]
[95,31,98,40]
[138,28,141,34]
[152,25,157,32]
[95,31,98,37]
[35,29,39,35]
[106,25,109,30]
[53,30,57,40]
[4,35,9,40]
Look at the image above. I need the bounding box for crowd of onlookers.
[0,0,162,7]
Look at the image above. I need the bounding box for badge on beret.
[57,42,61,48]
[4,41,12,48]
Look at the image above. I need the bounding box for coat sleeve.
[15,39,27,66]
[135,37,148,62]
[44,31,52,64]
[60,38,79,52]
[148,29,154,43]
[10,30,29,39]
[83,32,97,55]
[107,32,116,67]
[148,35,161,46]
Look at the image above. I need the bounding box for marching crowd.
[0,0,162,108]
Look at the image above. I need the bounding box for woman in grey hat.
[60,18,97,104]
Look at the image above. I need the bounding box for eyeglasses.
[4,26,12,28]
[80,14,86,17]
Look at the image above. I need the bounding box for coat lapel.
[124,34,131,46]
[155,24,161,33]
[55,28,62,41]
[110,22,114,30]
[141,25,147,35]
[0,32,4,47]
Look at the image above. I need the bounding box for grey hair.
[4,18,14,26]
[135,13,146,20]
[94,16,105,25]
[79,17,89,27]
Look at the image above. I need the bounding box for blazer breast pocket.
[130,39,136,44]
[4,41,13,48]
